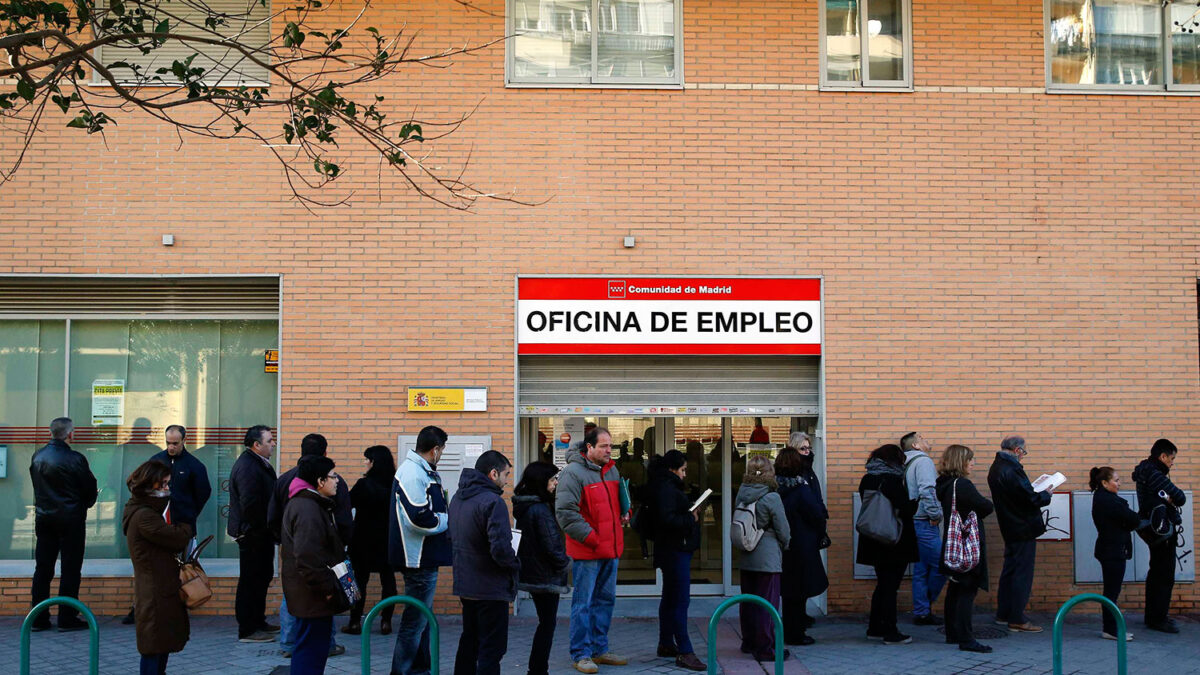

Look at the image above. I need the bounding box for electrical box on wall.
[1072,490,1194,584]
[396,434,491,501]
[0,444,7,478]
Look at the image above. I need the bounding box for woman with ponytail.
[1090,466,1141,641]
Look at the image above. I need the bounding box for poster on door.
[91,379,125,426]
[555,417,585,467]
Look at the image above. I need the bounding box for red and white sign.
[517,277,822,355]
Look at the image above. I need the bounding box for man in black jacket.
[1132,438,1187,634]
[228,424,279,642]
[267,432,351,657]
[150,425,212,529]
[29,417,98,632]
[987,435,1052,633]
[449,451,520,675]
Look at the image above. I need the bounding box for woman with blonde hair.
[935,445,994,653]
[734,454,792,662]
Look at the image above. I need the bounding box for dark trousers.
[348,563,398,626]
[782,597,811,642]
[291,615,333,675]
[454,598,509,675]
[139,654,168,675]
[235,537,275,638]
[943,579,979,644]
[1145,539,1177,625]
[657,550,695,655]
[738,570,781,659]
[868,561,906,637]
[995,539,1036,624]
[31,517,86,625]
[1099,558,1126,635]
[528,593,560,675]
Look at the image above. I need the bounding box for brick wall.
[0,0,1197,617]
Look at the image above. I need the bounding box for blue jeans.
[279,597,338,652]
[657,550,694,655]
[391,567,439,675]
[138,654,167,675]
[911,519,946,617]
[569,559,618,662]
[291,615,332,675]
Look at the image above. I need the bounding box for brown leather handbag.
[178,535,214,609]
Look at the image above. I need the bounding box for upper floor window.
[819,0,913,89]
[507,0,682,87]
[1047,0,1200,91]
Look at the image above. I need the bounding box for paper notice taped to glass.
[1031,472,1066,493]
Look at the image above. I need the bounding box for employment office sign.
[518,277,821,355]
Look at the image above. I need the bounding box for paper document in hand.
[690,488,713,512]
[511,528,522,555]
[1030,472,1066,493]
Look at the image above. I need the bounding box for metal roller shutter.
[518,355,820,415]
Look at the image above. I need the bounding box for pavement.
[6,602,1198,674]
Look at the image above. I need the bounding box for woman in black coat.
[775,434,828,646]
[647,450,705,671]
[856,444,918,645]
[1090,465,1141,641]
[513,461,571,675]
[935,445,994,653]
[344,445,398,635]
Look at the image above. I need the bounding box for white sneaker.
[1100,631,1133,642]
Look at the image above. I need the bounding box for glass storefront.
[0,319,278,560]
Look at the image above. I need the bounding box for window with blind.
[1047,0,1200,91]
[93,0,272,86]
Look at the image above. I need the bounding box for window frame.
[505,0,685,89]
[818,0,914,91]
[1044,0,1200,93]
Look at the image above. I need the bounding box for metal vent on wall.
[518,355,820,413]
[0,276,280,317]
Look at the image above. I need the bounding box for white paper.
[464,443,485,462]
[1031,472,1066,493]
[331,561,350,577]
[690,488,713,512]
[510,528,522,555]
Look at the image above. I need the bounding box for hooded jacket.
[555,450,626,561]
[149,448,211,528]
[904,449,943,522]
[30,439,98,523]
[269,462,352,544]
[122,493,194,656]
[648,467,701,561]
[448,469,520,602]
[388,449,451,570]
[734,482,791,573]
[1132,456,1186,531]
[280,482,347,619]
[856,459,919,567]
[513,494,570,594]
[987,451,1051,542]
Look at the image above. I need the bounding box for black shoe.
[883,632,912,645]
[753,649,790,662]
[121,608,135,625]
[340,623,361,635]
[675,653,706,671]
[1146,620,1180,634]
[380,619,392,635]
[914,614,944,626]
[58,619,89,632]
[656,645,679,658]
[328,644,346,657]
[30,621,52,633]
[785,634,815,646]
[260,622,281,633]
[959,640,992,653]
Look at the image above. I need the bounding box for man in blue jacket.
[389,426,451,675]
[449,451,520,675]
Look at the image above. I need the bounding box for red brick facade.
[0,0,1197,617]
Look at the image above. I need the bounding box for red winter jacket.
[554,450,626,560]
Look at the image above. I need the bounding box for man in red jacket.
[555,427,630,674]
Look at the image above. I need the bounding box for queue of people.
[25,417,1188,674]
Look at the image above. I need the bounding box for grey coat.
[734,483,791,573]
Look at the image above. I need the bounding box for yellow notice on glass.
[407,387,487,412]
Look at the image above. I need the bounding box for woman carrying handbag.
[935,445,994,653]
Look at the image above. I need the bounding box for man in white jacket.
[901,432,944,626]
